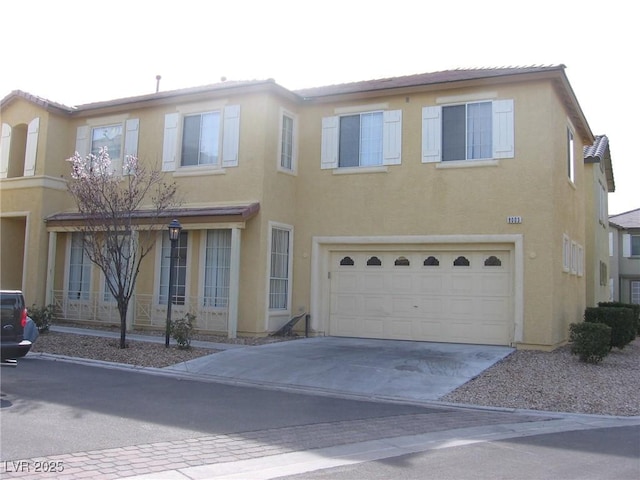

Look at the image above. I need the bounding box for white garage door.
[329,250,513,345]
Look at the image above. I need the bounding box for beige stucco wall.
[1,100,77,305]
[291,80,587,348]
[1,73,607,347]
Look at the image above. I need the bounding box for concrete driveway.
[165,337,514,403]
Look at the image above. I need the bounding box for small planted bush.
[569,322,612,364]
[29,304,55,333]
[171,312,196,349]
[598,302,640,335]
[584,307,636,349]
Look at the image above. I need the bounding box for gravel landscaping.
[28,326,639,417]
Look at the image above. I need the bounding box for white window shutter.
[383,110,402,165]
[622,234,631,257]
[0,123,11,179]
[492,99,514,159]
[123,118,139,174]
[75,125,90,158]
[162,113,179,172]
[23,117,40,176]
[222,105,240,167]
[321,116,339,169]
[422,106,441,163]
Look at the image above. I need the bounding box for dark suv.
[1,290,33,361]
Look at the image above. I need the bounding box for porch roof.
[44,203,260,229]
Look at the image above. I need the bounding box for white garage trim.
[311,235,524,345]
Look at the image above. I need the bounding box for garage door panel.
[477,302,510,324]
[362,273,385,292]
[335,272,359,292]
[391,296,420,316]
[330,248,513,345]
[334,294,361,314]
[420,275,444,293]
[385,319,413,338]
[362,296,387,315]
[390,274,413,292]
[480,274,511,295]
[450,297,474,316]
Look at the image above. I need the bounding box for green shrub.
[569,322,612,364]
[598,301,640,335]
[170,312,196,349]
[584,307,636,349]
[28,304,55,333]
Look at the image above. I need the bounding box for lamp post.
[165,219,182,347]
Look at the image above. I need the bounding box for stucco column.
[45,231,57,306]
[227,227,241,338]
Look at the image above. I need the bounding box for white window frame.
[571,241,578,275]
[267,222,293,312]
[562,234,571,273]
[156,230,190,306]
[422,99,514,163]
[577,244,584,277]
[200,229,232,308]
[162,104,240,173]
[66,232,92,301]
[75,117,139,176]
[598,182,607,225]
[631,280,640,305]
[278,109,298,174]
[567,126,575,183]
[321,109,402,170]
[180,111,222,168]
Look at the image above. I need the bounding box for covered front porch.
[44,203,260,338]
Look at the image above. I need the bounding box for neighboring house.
[0,65,615,350]
[609,209,640,304]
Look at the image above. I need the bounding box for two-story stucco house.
[609,208,640,304]
[0,65,615,350]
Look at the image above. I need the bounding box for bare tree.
[66,148,179,348]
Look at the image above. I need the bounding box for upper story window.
[339,112,383,167]
[567,127,575,182]
[181,112,220,167]
[75,118,139,175]
[623,234,640,257]
[91,125,123,163]
[162,105,240,173]
[422,99,514,163]
[320,109,402,170]
[442,102,492,161]
[1,118,40,178]
[278,110,297,173]
[598,182,607,225]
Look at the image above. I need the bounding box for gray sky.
[2,0,636,214]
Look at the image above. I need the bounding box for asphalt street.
[1,352,638,479]
[0,356,432,461]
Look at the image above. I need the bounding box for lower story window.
[159,231,188,305]
[269,226,291,310]
[632,281,640,304]
[68,233,91,300]
[204,229,231,307]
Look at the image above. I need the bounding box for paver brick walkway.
[2,410,550,479]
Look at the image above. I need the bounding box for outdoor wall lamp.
[165,218,182,347]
